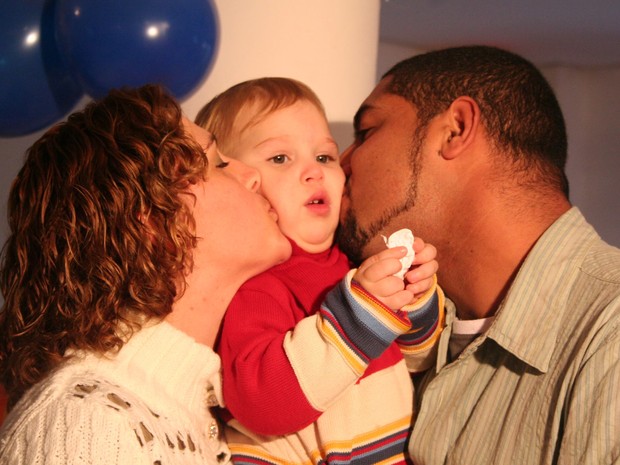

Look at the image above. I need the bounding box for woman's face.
[182,118,291,282]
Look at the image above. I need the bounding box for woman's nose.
[229,158,261,192]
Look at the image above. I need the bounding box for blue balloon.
[55,0,219,100]
[0,0,83,137]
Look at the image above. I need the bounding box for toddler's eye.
[268,154,288,164]
[316,154,336,164]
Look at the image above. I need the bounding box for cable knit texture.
[0,321,231,465]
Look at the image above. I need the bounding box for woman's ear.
[439,96,480,160]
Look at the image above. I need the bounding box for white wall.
[182,0,380,147]
[544,66,620,247]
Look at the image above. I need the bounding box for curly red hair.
[0,84,207,408]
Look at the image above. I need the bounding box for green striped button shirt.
[409,207,620,465]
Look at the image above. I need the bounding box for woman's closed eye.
[215,152,230,168]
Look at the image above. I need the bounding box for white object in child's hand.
[381,228,415,280]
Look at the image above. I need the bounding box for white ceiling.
[379,0,620,67]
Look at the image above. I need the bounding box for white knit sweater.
[0,321,231,465]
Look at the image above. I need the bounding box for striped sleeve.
[397,275,445,372]
[317,269,412,376]
[286,269,412,412]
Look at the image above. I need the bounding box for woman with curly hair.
[0,84,291,464]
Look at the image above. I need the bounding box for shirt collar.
[485,207,598,372]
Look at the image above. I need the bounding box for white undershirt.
[449,316,495,359]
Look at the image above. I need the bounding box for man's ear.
[440,96,480,160]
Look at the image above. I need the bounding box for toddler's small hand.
[353,247,414,311]
[404,238,438,299]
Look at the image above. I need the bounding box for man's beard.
[336,209,371,266]
[336,139,422,266]
[336,191,417,266]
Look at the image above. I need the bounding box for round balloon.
[55,0,219,100]
[0,0,83,137]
